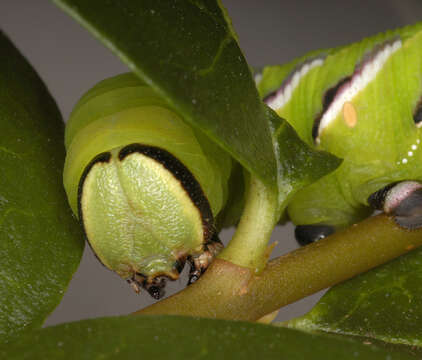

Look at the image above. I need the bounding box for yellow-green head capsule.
[64,73,233,299]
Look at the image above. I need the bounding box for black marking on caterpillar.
[118,144,215,245]
[315,37,402,143]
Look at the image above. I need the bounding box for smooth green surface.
[218,175,279,271]
[268,109,341,215]
[0,315,415,360]
[289,247,422,349]
[53,0,278,187]
[259,22,422,228]
[329,334,422,358]
[0,32,84,343]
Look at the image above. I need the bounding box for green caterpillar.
[63,22,422,298]
[258,22,422,244]
[63,73,243,299]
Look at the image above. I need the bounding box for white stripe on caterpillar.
[265,57,325,111]
[316,38,402,143]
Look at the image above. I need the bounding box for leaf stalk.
[218,175,278,273]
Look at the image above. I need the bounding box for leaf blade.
[52,0,278,186]
[0,315,415,360]
[0,31,84,344]
[288,248,422,349]
[53,0,341,211]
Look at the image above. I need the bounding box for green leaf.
[288,248,422,350]
[52,0,340,213]
[267,108,341,212]
[0,31,84,344]
[52,0,278,187]
[0,315,415,360]
[332,334,422,358]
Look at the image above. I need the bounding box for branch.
[136,214,422,321]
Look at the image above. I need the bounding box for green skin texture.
[64,73,233,279]
[258,22,422,228]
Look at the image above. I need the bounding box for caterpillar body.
[258,22,422,243]
[63,73,241,299]
[64,22,422,297]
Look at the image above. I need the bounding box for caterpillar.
[64,22,422,298]
[63,73,243,299]
[257,22,422,244]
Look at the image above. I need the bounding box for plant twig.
[136,215,422,321]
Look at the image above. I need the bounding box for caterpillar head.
[64,73,233,298]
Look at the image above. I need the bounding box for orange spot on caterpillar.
[343,102,357,128]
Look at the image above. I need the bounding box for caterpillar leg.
[126,258,187,300]
[126,273,167,300]
[368,181,422,229]
[289,175,371,246]
[295,224,335,246]
[187,233,223,285]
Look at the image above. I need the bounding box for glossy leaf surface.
[52,0,278,186]
[0,31,84,344]
[0,315,415,360]
[268,108,341,213]
[288,248,422,350]
[53,0,340,212]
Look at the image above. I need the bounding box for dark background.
[0,0,421,325]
